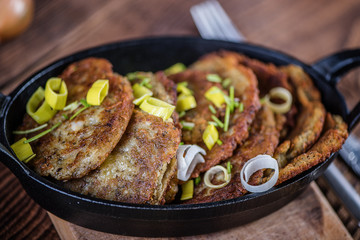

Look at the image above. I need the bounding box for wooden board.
[48,183,351,240]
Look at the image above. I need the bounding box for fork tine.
[207,0,245,42]
[190,0,245,42]
[190,2,227,41]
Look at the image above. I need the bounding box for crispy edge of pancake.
[185,105,284,204]
[226,51,297,134]
[19,58,134,180]
[270,113,348,185]
[190,51,261,177]
[273,65,326,166]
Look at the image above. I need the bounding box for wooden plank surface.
[1,0,360,239]
[48,183,351,240]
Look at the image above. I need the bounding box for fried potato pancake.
[186,105,284,204]
[64,71,181,204]
[270,113,348,185]
[273,65,326,167]
[190,51,261,177]
[64,109,181,204]
[170,70,226,144]
[228,51,297,132]
[19,58,134,180]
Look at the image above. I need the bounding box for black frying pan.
[0,37,359,237]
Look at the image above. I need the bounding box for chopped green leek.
[45,78,68,110]
[211,115,224,128]
[26,87,57,124]
[179,142,184,145]
[133,83,153,99]
[227,161,233,174]
[126,72,139,81]
[164,63,187,75]
[208,105,216,114]
[13,123,48,135]
[24,122,61,144]
[208,121,218,127]
[206,74,222,83]
[224,105,230,132]
[180,180,194,201]
[139,97,175,121]
[176,94,197,112]
[239,102,244,112]
[195,176,201,185]
[217,139,223,145]
[178,111,186,118]
[181,121,195,130]
[229,86,235,112]
[62,114,69,120]
[63,101,80,111]
[203,124,219,150]
[222,78,232,88]
[86,79,109,106]
[176,84,193,95]
[11,137,35,162]
[139,77,152,89]
[205,86,225,108]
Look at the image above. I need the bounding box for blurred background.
[0,0,359,239]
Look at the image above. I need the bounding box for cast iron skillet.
[0,37,360,237]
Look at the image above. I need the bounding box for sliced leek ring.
[10,137,35,162]
[240,154,279,193]
[204,165,231,189]
[26,87,57,124]
[202,124,219,150]
[132,83,153,99]
[139,97,175,120]
[176,144,206,181]
[45,77,68,110]
[176,93,197,112]
[180,180,194,201]
[86,79,109,105]
[205,86,225,108]
[264,87,292,114]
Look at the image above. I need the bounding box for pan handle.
[312,48,360,130]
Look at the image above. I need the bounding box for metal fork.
[190,0,245,42]
[190,0,360,224]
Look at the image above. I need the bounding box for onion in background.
[0,0,34,43]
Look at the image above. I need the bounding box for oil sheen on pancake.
[64,71,181,204]
[18,58,134,180]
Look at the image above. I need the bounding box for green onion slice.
[24,122,61,144]
[240,154,279,193]
[206,73,222,83]
[139,97,175,121]
[204,165,231,189]
[177,144,206,181]
[13,123,48,135]
[164,63,187,75]
[224,105,230,132]
[181,121,195,130]
[263,87,292,114]
[10,137,35,162]
[44,77,68,110]
[26,87,57,124]
[180,180,194,201]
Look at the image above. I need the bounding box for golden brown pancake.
[18,58,134,180]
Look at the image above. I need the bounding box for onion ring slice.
[240,154,279,192]
[177,145,206,181]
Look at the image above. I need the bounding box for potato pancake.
[18,58,134,180]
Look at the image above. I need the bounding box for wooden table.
[1,0,360,239]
